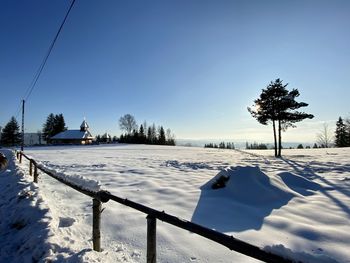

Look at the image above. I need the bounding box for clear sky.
[1,0,349,143]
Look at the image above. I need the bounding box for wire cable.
[23,0,76,101]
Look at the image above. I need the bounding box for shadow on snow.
[191,166,295,232]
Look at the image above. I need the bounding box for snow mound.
[36,162,101,192]
[204,166,295,205]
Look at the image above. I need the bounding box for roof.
[51,130,93,140]
[80,120,89,129]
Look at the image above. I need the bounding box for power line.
[23,0,76,101]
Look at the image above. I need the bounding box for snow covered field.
[1,144,350,262]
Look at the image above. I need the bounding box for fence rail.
[15,150,294,263]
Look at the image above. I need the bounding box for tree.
[42,113,67,143]
[158,126,166,145]
[335,117,347,147]
[139,124,146,143]
[119,114,137,134]
[248,79,313,157]
[0,117,21,146]
[345,118,350,147]
[42,113,55,142]
[53,114,67,135]
[166,128,175,145]
[316,123,333,148]
[149,123,157,144]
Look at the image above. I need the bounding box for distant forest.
[204,142,235,149]
[118,114,175,146]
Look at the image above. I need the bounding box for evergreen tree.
[42,113,67,143]
[147,127,152,144]
[54,114,67,135]
[42,113,55,142]
[345,118,350,147]
[335,117,347,147]
[0,117,21,146]
[248,79,313,157]
[139,124,146,143]
[158,126,166,145]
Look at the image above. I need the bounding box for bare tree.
[317,122,333,148]
[119,114,137,134]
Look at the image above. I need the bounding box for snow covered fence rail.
[16,151,294,263]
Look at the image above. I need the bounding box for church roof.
[80,120,89,129]
[51,130,93,140]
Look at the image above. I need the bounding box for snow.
[35,161,101,192]
[1,145,350,262]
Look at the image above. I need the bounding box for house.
[51,119,94,145]
[24,133,46,146]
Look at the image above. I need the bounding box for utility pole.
[21,99,25,151]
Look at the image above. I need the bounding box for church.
[51,119,94,145]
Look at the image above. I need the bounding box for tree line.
[204,142,235,149]
[118,114,175,145]
[245,142,268,150]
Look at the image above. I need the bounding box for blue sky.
[1,0,349,142]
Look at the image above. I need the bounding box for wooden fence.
[16,150,294,263]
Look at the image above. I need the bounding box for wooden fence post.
[29,159,33,176]
[33,163,38,183]
[147,215,157,263]
[92,198,102,252]
[19,152,22,163]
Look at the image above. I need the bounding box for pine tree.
[248,79,313,157]
[42,113,67,143]
[42,113,55,142]
[335,117,347,147]
[0,117,21,146]
[54,114,67,135]
[139,124,146,144]
[158,126,166,145]
[345,118,350,147]
[146,127,152,144]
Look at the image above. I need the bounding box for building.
[51,119,94,145]
[24,133,46,146]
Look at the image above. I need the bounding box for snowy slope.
[2,145,350,262]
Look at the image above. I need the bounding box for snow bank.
[0,150,57,262]
[36,161,101,192]
[0,149,136,262]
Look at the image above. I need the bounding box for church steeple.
[80,118,89,132]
